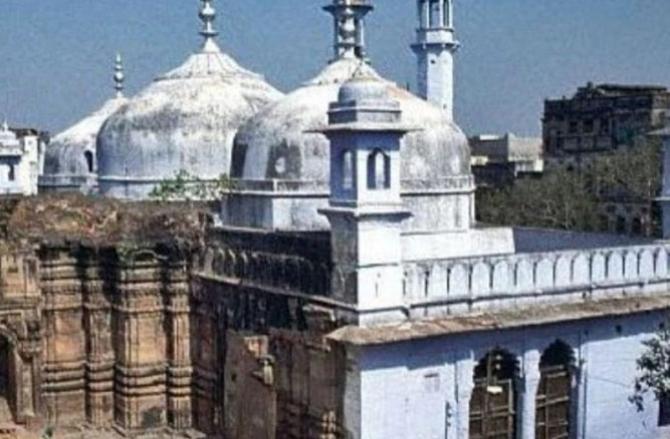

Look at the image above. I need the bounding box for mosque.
[7,0,670,438]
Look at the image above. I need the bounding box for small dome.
[337,76,388,104]
[44,96,126,178]
[233,58,470,186]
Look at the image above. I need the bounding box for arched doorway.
[470,349,519,439]
[535,340,575,439]
[0,336,16,423]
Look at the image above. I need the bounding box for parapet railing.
[401,242,670,313]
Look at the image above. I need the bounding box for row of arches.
[201,248,331,297]
[402,245,670,300]
[470,341,575,439]
[340,149,391,191]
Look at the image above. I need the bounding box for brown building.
[543,82,670,168]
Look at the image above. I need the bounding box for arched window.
[7,165,15,182]
[341,149,354,190]
[536,340,576,439]
[470,348,519,439]
[84,151,94,174]
[367,149,390,190]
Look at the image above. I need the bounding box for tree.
[631,322,670,412]
[149,170,233,202]
[477,137,662,234]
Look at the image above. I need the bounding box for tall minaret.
[114,53,125,99]
[323,0,373,62]
[411,0,459,119]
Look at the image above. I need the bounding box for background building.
[0,122,45,196]
[543,82,670,169]
[470,133,543,188]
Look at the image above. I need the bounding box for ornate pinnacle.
[199,0,219,48]
[324,0,373,62]
[114,53,125,98]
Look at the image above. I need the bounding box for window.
[84,150,94,174]
[616,216,627,234]
[583,119,594,133]
[367,150,390,190]
[470,349,519,439]
[659,394,670,427]
[341,150,354,190]
[8,165,15,182]
[568,121,578,134]
[536,340,576,439]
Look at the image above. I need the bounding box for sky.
[1,0,670,137]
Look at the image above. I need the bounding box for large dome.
[233,58,470,188]
[97,3,283,199]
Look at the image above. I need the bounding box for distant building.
[0,121,45,196]
[470,133,543,187]
[543,82,670,168]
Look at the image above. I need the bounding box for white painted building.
[0,122,43,196]
[214,1,670,438]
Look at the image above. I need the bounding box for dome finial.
[199,0,219,51]
[114,53,125,98]
[324,0,374,62]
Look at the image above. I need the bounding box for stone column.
[165,275,193,430]
[454,355,475,438]
[422,0,430,28]
[520,349,541,439]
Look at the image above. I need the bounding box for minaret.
[199,0,220,52]
[323,0,373,62]
[114,53,125,99]
[319,75,414,325]
[411,0,459,119]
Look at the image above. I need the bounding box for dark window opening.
[84,150,94,174]
[536,340,575,439]
[470,349,519,439]
[7,165,15,182]
[659,394,670,426]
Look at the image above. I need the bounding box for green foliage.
[149,170,233,202]
[631,321,670,411]
[478,167,599,230]
[478,138,662,232]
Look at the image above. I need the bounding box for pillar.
[520,349,541,439]
[454,355,475,438]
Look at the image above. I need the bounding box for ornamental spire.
[113,53,125,99]
[324,0,374,62]
[199,0,219,51]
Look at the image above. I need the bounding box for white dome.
[233,58,470,187]
[44,96,126,177]
[97,40,283,199]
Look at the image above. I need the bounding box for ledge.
[327,292,670,346]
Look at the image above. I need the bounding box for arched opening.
[84,150,94,174]
[470,349,519,439]
[0,336,16,423]
[536,340,575,439]
[367,150,390,190]
[7,165,15,182]
[341,149,354,190]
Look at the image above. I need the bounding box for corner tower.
[411,0,459,119]
[319,75,413,324]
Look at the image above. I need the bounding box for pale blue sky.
[2,0,670,136]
